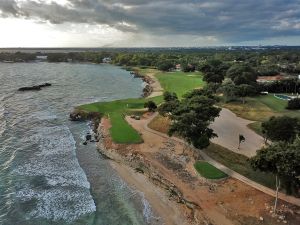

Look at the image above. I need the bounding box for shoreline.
[91,68,300,225]
[96,117,195,225]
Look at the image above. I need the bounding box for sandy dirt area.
[110,161,191,225]
[146,72,163,98]
[210,108,265,157]
[98,113,300,225]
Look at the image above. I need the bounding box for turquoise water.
[274,94,292,100]
[0,62,159,225]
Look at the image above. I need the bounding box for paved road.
[143,112,300,207]
[210,108,265,157]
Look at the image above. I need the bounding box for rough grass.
[247,121,263,136]
[203,143,276,189]
[156,71,205,98]
[194,161,228,179]
[221,94,300,123]
[148,114,171,134]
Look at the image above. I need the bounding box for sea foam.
[15,125,96,221]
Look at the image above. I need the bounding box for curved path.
[143,112,300,207]
[210,108,265,157]
[145,71,164,98]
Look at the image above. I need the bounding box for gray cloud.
[0,0,300,43]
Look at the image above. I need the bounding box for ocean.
[0,62,158,225]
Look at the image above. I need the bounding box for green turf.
[203,143,276,188]
[109,112,142,143]
[255,94,288,112]
[79,97,162,143]
[221,94,300,124]
[247,121,263,136]
[78,70,204,144]
[194,161,228,179]
[156,72,205,98]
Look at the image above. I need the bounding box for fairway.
[79,97,162,143]
[156,72,204,98]
[194,161,227,179]
[79,70,204,144]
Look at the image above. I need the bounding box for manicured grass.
[79,96,163,143]
[256,94,288,112]
[156,72,205,98]
[203,143,276,189]
[79,70,204,144]
[109,112,142,143]
[194,161,228,179]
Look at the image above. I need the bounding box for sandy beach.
[110,161,191,225]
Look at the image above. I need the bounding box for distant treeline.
[1,49,300,75]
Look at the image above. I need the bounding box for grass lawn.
[203,143,276,189]
[221,94,300,122]
[247,121,263,136]
[156,71,205,98]
[79,96,163,143]
[194,161,228,179]
[78,70,204,144]
[256,94,288,112]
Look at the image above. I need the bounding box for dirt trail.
[145,72,163,98]
[123,113,292,225]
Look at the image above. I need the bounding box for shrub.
[286,98,300,110]
[144,101,157,112]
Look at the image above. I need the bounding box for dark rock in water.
[69,111,83,121]
[18,86,41,91]
[86,133,92,141]
[39,83,52,87]
[18,83,52,91]
[83,141,87,145]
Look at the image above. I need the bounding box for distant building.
[102,57,112,63]
[175,64,181,71]
[256,75,285,83]
[36,55,48,61]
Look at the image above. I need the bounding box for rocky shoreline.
[96,117,207,225]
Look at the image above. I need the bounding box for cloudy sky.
[0,0,300,47]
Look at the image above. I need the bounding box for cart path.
[141,112,300,207]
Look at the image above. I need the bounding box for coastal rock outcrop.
[96,120,203,224]
[18,83,52,91]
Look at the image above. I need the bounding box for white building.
[36,55,48,61]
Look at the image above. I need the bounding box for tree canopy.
[165,90,221,149]
[198,59,228,84]
[261,116,300,143]
[226,63,257,85]
[250,139,300,195]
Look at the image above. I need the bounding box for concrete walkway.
[144,112,300,207]
[210,108,265,157]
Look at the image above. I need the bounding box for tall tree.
[236,84,257,104]
[250,140,300,213]
[262,116,299,143]
[168,90,221,149]
[198,59,228,84]
[226,63,257,85]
